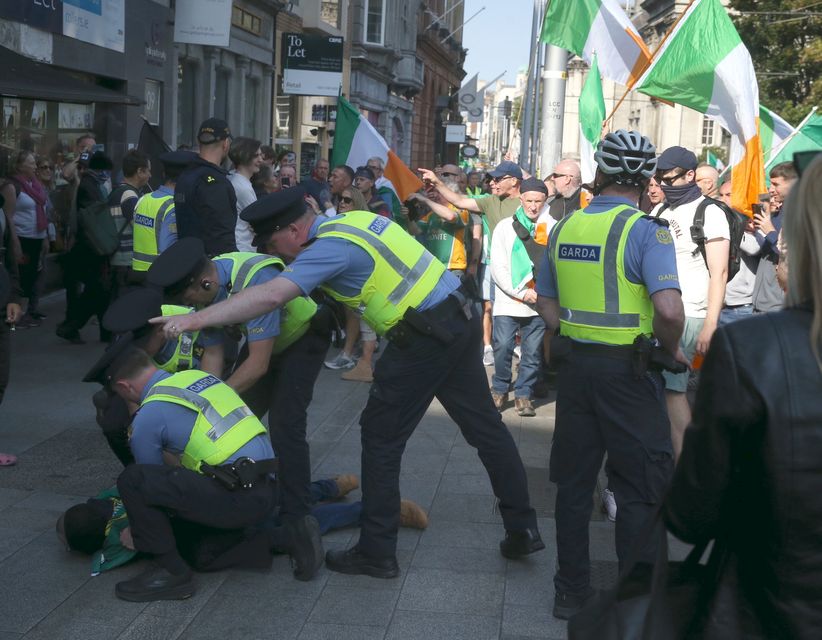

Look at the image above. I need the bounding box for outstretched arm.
[418,168,481,212]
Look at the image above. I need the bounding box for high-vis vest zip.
[141,370,267,472]
[316,211,446,335]
[550,205,654,345]
[215,253,317,355]
[132,193,175,272]
[155,305,200,372]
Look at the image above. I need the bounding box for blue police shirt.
[140,186,178,253]
[535,195,680,298]
[200,258,282,346]
[279,215,461,310]
[130,370,275,466]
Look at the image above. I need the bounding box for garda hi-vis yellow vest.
[316,211,446,335]
[216,253,317,355]
[550,204,654,345]
[132,192,175,272]
[154,304,200,373]
[141,370,267,472]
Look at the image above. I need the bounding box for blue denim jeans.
[719,304,753,326]
[491,314,546,398]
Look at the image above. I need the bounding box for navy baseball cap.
[487,160,523,180]
[241,186,308,247]
[657,146,698,171]
[197,118,232,144]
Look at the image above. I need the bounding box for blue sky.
[461,0,533,88]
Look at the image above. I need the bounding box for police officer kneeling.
[85,340,322,602]
[535,130,688,620]
[152,188,543,579]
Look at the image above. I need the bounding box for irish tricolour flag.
[579,54,606,185]
[332,96,422,202]
[540,0,651,86]
[759,105,795,164]
[634,0,765,216]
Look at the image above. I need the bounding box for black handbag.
[568,511,727,640]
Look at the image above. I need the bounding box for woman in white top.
[0,151,50,326]
[227,137,263,252]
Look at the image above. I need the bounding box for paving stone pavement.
[0,295,627,640]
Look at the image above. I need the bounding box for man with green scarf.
[488,178,549,416]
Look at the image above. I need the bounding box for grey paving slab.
[117,613,194,640]
[418,520,504,550]
[397,567,505,616]
[0,633,23,640]
[308,586,399,627]
[324,548,413,591]
[438,473,495,496]
[0,488,30,510]
[501,604,568,640]
[22,620,118,640]
[0,526,41,563]
[297,623,386,640]
[428,492,502,524]
[223,558,330,599]
[386,610,500,640]
[504,559,556,608]
[410,545,507,575]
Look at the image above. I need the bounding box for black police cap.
[82,333,135,384]
[103,288,163,335]
[159,149,197,168]
[240,186,308,247]
[146,237,208,295]
[197,118,232,144]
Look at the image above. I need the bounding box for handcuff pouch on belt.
[385,290,471,348]
[632,335,687,376]
[200,457,278,490]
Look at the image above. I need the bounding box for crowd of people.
[0,114,820,638]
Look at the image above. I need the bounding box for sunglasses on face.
[37,164,53,171]
[490,175,512,182]
[339,196,354,205]
[656,170,688,186]
[366,165,381,172]
[551,173,570,179]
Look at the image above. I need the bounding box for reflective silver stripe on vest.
[559,307,640,328]
[133,251,158,265]
[318,222,435,305]
[146,384,253,441]
[233,255,276,291]
[153,199,174,251]
[603,208,638,314]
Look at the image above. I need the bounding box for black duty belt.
[570,341,635,361]
[200,457,278,491]
[386,287,471,348]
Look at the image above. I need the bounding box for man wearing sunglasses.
[653,146,730,460]
[546,159,582,222]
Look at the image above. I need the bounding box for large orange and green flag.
[540,0,651,87]
[633,0,765,215]
[331,96,422,202]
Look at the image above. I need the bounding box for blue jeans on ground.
[309,478,362,534]
[719,304,753,326]
[491,314,546,398]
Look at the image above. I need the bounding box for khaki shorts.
[662,316,703,393]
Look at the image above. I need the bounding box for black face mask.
[660,181,702,208]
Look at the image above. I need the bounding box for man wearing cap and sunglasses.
[174,118,239,257]
[151,185,543,580]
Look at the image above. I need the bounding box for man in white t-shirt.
[654,147,729,459]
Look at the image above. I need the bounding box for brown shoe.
[333,474,359,498]
[491,392,508,411]
[515,397,536,417]
[399,499,429,529]
[341,360,373,382]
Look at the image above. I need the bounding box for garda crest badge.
[656,228,673,244]
[558,244,601,262]
[368,216,390,235]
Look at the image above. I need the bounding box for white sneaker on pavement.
[513,345,522,359]
[602,488,617,522]
[483,345,494,366]
[324,352,357,370]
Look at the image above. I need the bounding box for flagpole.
[603,0,698,126]
[764,106,818,168]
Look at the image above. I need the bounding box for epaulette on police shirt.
[641,214,670,228]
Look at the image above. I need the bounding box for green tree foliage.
[730,0,821,124]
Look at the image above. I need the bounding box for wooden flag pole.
[603,0,698,126]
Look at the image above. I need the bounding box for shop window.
[232,6,262,36]
[701,115,714,146]
[215,69,231,122]
[177,61,197,146]
[245,77,259,138]
[365,0,385,45]
[275,95,293,142]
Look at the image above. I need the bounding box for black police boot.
[499,527,546,559]
[552,587,596,620]
[325,546,400,579]
[285,515,324,581]
[115,563,195,602]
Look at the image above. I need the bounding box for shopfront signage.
[0,0,64,34]
[282,33,343,97]
[63,0,125,52]
[173,0,232,47]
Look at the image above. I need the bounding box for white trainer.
[482,345,494,366]
[602,489,617,522]
[324,352,357,370]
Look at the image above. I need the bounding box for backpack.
[76,185,131,257]
[657,197,744,282]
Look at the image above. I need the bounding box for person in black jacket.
[173,119,237,256]
[664,154,822,639]
[0,192,23,466]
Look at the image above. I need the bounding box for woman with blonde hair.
[661,153,822,638]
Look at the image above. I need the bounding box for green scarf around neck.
[511,207,536,289]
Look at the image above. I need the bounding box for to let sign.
[282,33,343,97]
[0,0,64,34]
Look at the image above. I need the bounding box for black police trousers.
[358,311,538,559]
[550,353,674,596]
[240,330,329,522]
[117,464,277,570]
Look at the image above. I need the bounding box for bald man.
[547,159,582,221]
[695,164,720,198]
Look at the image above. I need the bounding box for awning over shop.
[0,46,142,106]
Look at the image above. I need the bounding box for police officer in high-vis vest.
[131,150,193,274]
[535,130,688,620]
[146,235,330,579]
[151,186,542,579]
[85,288,204,466]
[84,342,321,601]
